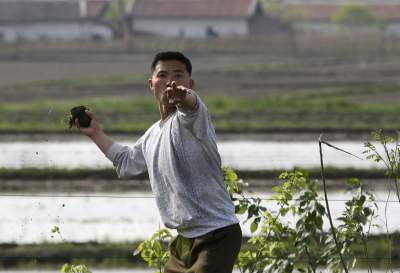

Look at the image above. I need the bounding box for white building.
[130,0,269,39]
[0,0,112,43]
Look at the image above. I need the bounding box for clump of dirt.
[68,106,91,128]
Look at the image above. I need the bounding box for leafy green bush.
[60,263,91,273]
[133,229,173,273]
[237,171,376,273]
[332,4,377,26]
[135,167,377,273]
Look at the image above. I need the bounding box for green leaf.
[279,172,289,179]
[316,203,326,215]
[315,216,323,230]
[60,264,70,273]
[223,167,238,182]
[133,245,142,256]
[51,225,60,233]
[235,204,248,214]
[250,221,258,233]
[347,178,360,187]
[363,207,372,216]
[60,264,92,273]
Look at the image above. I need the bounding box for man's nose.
[166,79,175,87]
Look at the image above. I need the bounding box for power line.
[0,193,399,203]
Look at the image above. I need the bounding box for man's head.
[149,51,194,102]
[151,51,192,76]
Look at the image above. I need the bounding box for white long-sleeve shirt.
[106,93,238,238]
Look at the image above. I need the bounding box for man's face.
[148,59,194,103]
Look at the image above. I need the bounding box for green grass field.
[1,233,400,270]
[0,167,389,193]
[0,83,399,133]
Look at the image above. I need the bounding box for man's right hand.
[75,110,101,137]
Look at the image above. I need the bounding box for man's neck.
[159,103,176,120]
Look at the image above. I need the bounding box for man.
[75,51,242,273]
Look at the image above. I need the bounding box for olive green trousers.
[164,224,242,273]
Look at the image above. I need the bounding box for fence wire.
[0,193,399,203]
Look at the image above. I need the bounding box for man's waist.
[177,218,239,239]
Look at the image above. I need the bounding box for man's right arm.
[76,110,114,155]
[89,131,114,155]
[76,111,147,178]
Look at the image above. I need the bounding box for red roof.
[132,0,259,18]
[286,4,400,21]
[370,5,400,20]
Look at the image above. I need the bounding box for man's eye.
[158,74,166,78]
[175,74,183,78]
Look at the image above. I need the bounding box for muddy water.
[0,140,385,170]
[0,190,398,244]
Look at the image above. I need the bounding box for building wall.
[133,18,249,38]
[386,23,400,37]
[0,22,112,42]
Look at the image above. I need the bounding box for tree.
[260,0,307,54]
[332,4,377,27]
[332,4,388,53]
[104,0,135,40]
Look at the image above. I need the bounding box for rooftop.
[0,0,81,23]
[132,0,259,18]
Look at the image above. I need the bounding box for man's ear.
[189,79,194,89]
[148,78,154,92]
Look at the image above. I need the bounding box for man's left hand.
[165,81,189,106]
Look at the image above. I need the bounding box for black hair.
[151,51,192,76]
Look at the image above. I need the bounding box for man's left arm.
[167,82,217,142]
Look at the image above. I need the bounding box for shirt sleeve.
[176,92,216,141]
[105,137,147,178]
